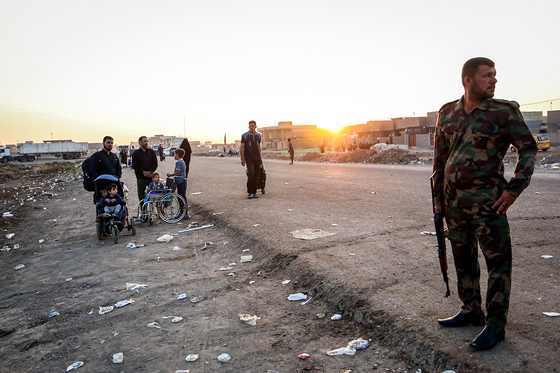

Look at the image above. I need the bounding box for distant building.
[259,121,330,150]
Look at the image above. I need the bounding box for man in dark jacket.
[92,136,121,180]
[131,136,158,201]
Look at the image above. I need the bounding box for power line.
[520,97,560,106]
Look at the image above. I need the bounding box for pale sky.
[1,0,559,146]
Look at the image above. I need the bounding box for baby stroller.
[94,175,136,243]
[136,179,187,226]
[246,164,266,195]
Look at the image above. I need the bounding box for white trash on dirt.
[178,224,215,233]
[113,352,124,364]
[49,311,59,318]
[173,246,181,251]
[239,314,261,326]
[420,231,436,236]
[347,338,369,350]
[2,212,14,218]
[252,224,260,227]
[185,354,199,362]
[301,297,312,306]
[541,255,554,259]
[240,255,253,263]
[242,248,250,252]
[147,322,161,329]
[291,228,336,240]
[177,293,187,300]
[249,280,256,285]
[190,296,203,303]
[282,280,291,285]
[331,314,342,321]
[212,212,223,216]
[66,361,84,371]
[288,293,307,301]
[542,312,560,317]
[217,353,231,362]
[99,306,114,315]
[114,299,134,308]
[442,371,457,373]
[157,234,174,242]
[126,243,146,249]
[14,264,25,270]
[190,192,202,195]
[176,370,190,373]
[172,316,183,323]
[5,233,14,239]
[126,283,148,292]
[13,244,20,249]
[219,266,234,271]
[326,347,356,356]
[229,262,237,267]
[38,239,45,244]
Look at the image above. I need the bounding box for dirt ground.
[0,161,419,373]
[1,149,559,373]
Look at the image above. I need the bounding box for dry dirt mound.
[300,149,425,165]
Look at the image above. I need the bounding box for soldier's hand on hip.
[493,191,517,214]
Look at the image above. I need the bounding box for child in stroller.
[94,175,136,243]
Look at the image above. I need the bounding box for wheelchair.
[136,186,187,225]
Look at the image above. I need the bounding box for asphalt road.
[160,155,560,373]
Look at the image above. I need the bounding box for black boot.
[438,310,485,327]
[469,325,505,350]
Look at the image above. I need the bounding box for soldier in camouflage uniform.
[432,57,537,350]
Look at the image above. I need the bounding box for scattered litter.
[219,266,234,271]
[535,192,542,195]
[282,280,291,285]
[291,228,336,240]
[147,322,161,329]
[99,306,114,315]
[541,255,554,259]
[126,283,148,292]
[38,239,45,244]
[190,192,202,195]
[229,262,237,266]
[442,371,457,373]
[66,361,84,371]
[126,243,146,249]
[331,223,338,226]
[172,316,183,323]
[387,215,394,219]
[14,264,25,270]
[287,209,293,212]
[348,253,356,256]
[301,297,312,306]
[326,347,356,356]
[249,281,256,285]
[190,296,203,303]
[49,311,59,318]
[243,248,250,252]
[223,241,228,244]
[175,371,189,373]
[228,273,236,277]
[113,352,123,364]
[173,246,181,251]
[88,309,93,315]
[114,299,134,308]
[5,233,14,239]
[331,314,342,321]
[316,313,326,319]
[543,312,560,317]
[157,234,174,242]
[185,354,199,362]
[13,243,20,249]
[420,231,436,236]
[252,224,260,227]
[298,353,311,359]
[177,293,187,300]
[178,224,214,233]
[347,338,369,350]
[288,293,307,301]
[239,314,261,326]
[2,212,14,218]
[240,255,253,263]
[371,191,377,194]
[201,242,214,250]
[212,212,223,216]
[217,353,231,363]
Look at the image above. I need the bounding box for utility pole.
[183,109,186,138]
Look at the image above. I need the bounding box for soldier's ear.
[464,76,472,87]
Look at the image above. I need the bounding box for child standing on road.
[167,148,189,219]
[101,183,123,216]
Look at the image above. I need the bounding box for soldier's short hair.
[462,57,495,87]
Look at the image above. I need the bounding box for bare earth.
[1,149,559,373]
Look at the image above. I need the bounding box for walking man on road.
[432,57,537,350]
[131,136,158,201]
[288,138,294,164]
[240,120,262,199]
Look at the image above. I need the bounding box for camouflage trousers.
[445,203,512,330]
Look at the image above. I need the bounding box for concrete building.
[259,121,330,150]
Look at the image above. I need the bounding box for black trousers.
[246,159,262,194]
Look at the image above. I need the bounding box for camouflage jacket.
[433,97,537,208]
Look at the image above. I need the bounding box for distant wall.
[416,134,432,150]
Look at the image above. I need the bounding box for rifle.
[430,170,451,298]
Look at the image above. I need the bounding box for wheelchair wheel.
[148,216,154,227]
[138,201,149,223]
[96,222,103,240]
[157,193,187,223]
[111,225,119,244]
